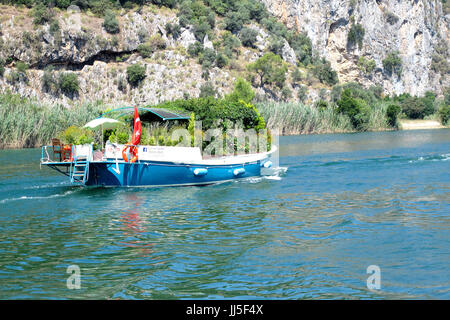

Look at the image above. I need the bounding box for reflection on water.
[0,129,449,299]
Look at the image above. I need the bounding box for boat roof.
[99,106,190,121]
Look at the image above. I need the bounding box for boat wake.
[0,189,78,204]
[408,153,450,163]
[238,166,288,184]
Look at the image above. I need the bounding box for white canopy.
[83,118,124,149]
[83,118,123,130]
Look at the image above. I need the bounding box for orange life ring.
[122,144,138,163]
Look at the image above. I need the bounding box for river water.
[0,129,449,299]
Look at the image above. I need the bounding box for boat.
[40,106,276,187]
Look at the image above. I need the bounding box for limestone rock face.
[203,34,214,50]
[262,0,449,95]
[179,28,197,49]
[281,38,297,65]
[0,2,447,108]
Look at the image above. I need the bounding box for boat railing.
[41,144,93,164]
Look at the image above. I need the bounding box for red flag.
[131,105,141,145]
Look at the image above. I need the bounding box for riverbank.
[0,91,447,150]
[399,119,447,130]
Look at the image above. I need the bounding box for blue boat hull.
[85,160,262,187]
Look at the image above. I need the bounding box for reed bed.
[257,101,352,135]
[256,101,391,135]
[0,92,394,149]
[0,93,104,149]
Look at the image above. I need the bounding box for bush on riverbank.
[438,104,450,125]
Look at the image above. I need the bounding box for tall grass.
[256,101,391,135]
[0,92,104,149]
[257,101,353,135]
[366,100,390,130]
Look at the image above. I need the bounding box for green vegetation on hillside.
[383,51,402,78]
[0,0,342,102]
[126,63,146,87]
[347,23,365,49]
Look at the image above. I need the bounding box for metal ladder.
[69,145,91,185]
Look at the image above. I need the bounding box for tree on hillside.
[247,52,288,89]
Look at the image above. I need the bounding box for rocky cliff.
[0,1,448,108]
[262,0,449,96]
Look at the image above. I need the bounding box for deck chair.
[52,138,63,162]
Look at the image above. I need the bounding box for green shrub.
[207,11,216,28]
[297,86,308,103]
[58,72,79,97]
[331,82,378,105]
[7,71,23,84]
[224,11,249,33]
[200,48,216,70]
[137,43,154,58]
[347,24,365,49]
[336,88,371,130]
[199,81,217,98]
[438,104,450,125]
[32,3,53,25]
[165,23,181,39]
[281,86,292,101]
[312,58,339,86]
[369,85,384,99]
[386,104,401,127]
[117,76,127,92]
[358,56,376,75]
[42,66,57,93]
[188,41,204,57]
[315,100,329,110]
[292,68,304,84]
[225,78,255,104]
[60,126,93,145]
[431,39,449,76]
[215,53,228,68]
[287,32,313,65]
[268,36,284,56]
[16,61,28,74]
[385,11,399,25]
[154,95,265,131]
[240,27,258,48]
[383,51,402,77]
[222,32,241,58]
[261,17,288,38]
[108,125,130,144]
[8,61,29,84]
[0,59,4,77]
[103,10,120,34]
[193,17,211,41]
[401,96,435,119]
[126,64,146,87]
[49,19,60,35]
[445,87,450,106]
